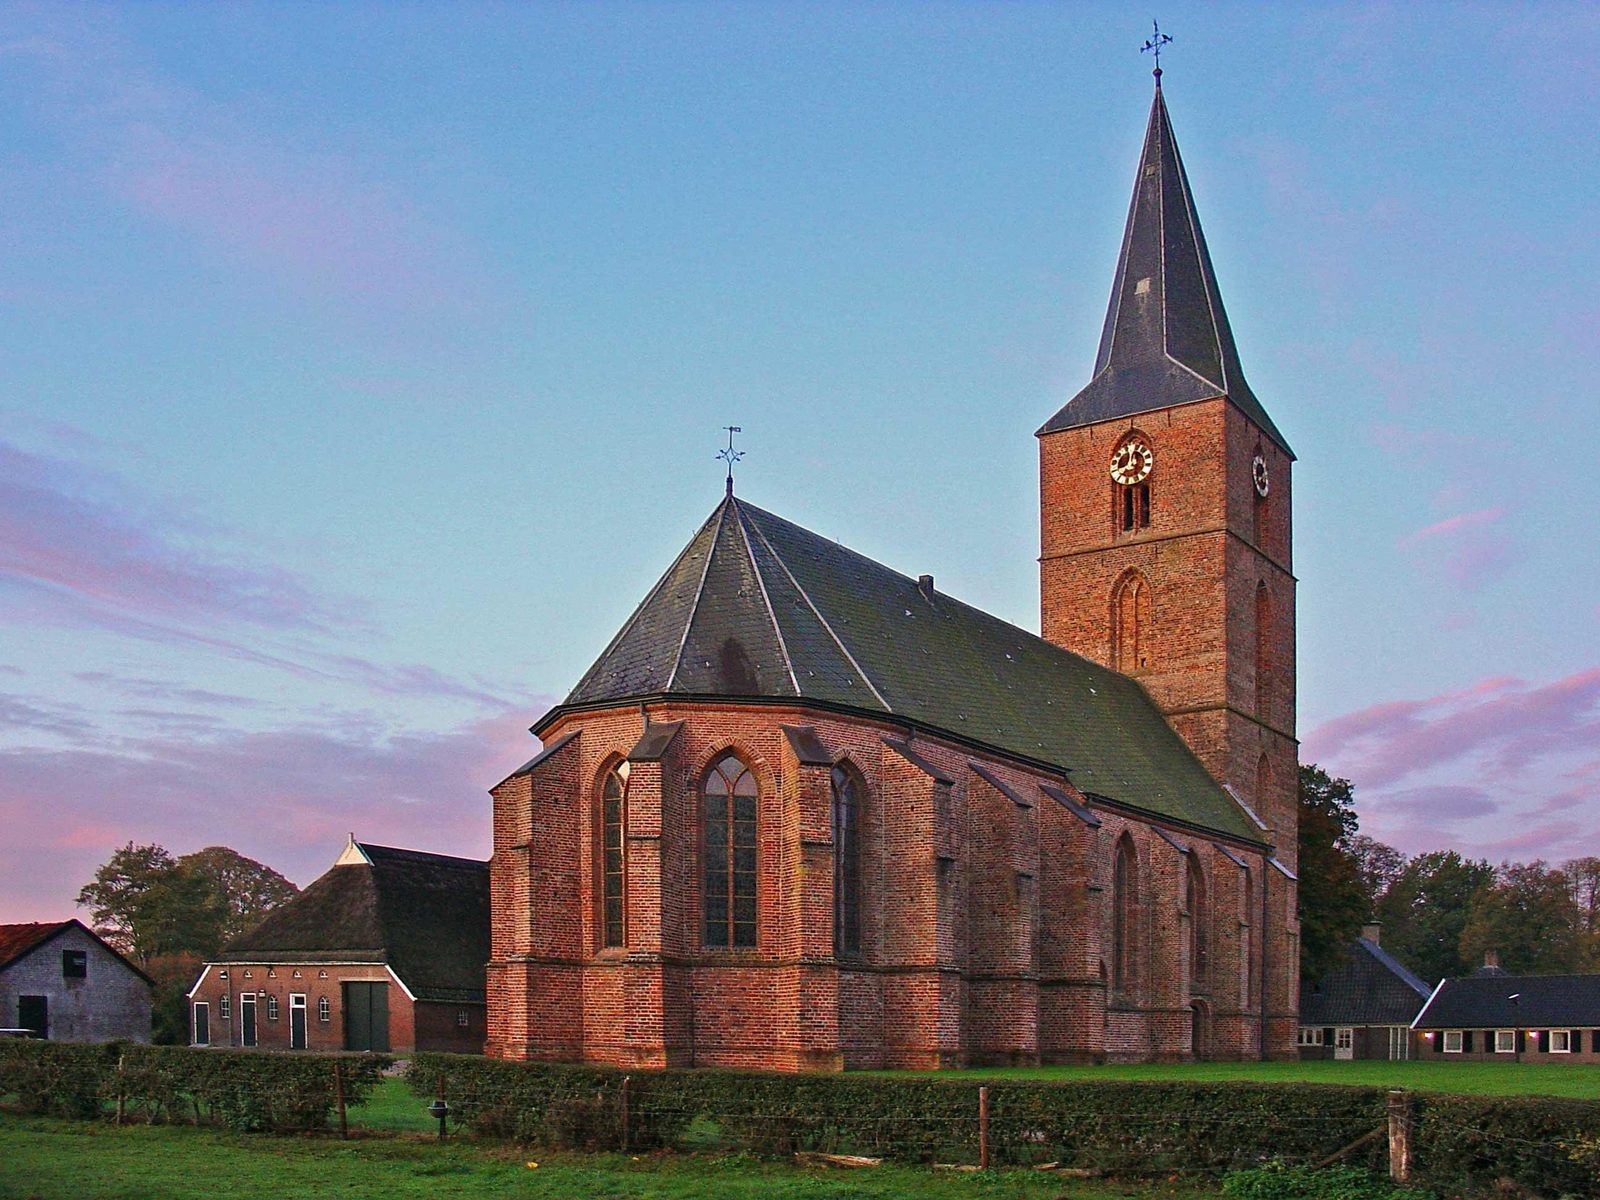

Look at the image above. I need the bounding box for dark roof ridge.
[356,842,486,869]
[1356,937,1433,997]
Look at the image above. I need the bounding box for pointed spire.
[1039,86,1292,457]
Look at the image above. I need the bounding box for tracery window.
[1112,572,1152,672]
[1255,581,1271,718]
[703,753,758,948]
[1112,836,1138,994]
[1188,856,1209,989]
[601,767,627,949]
[831,764,862,957]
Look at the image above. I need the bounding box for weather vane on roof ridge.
[717,425,744,496]
[1142,20,1172,85]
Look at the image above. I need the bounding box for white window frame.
[218,992,230,1021]
[1297,1027,1323,1046]
[318,996,331,1023]
[267,994,279,1021]
[193,1002,210,1046]
[1495,1029,1515,1053]
[1550,1029,1571,1053]
[456,1009,470,1028]
[1444,1030,1464,1053]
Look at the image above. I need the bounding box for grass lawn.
[0,1115,1217,1200]
[879,1059,1600,1099]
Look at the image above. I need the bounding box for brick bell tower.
[1037,80,1298,919]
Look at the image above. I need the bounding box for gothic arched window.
[1254,582,1271,718]
[1112,836,1138,994]
[1188,855,1209,989]
[600,767,626,949]
[831,764,863,958]
[703,753,758,949]
[1112,572,1152,672]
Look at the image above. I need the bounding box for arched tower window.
[1254,581,1271,718]
[1111,434,1154,533]
[1112,836,1138,995]
[1187,855,1208,990]
[703,753,758,949]
[600,766,627,948]
[1256,753,1271,811]
[831,764,863,958]
[1112,572,1152,672]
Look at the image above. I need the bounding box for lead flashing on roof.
[1040,783,1102,828]
[781,724,832,766]
[1269,856,1297,881]
[496,730,579,790]
[970,761,1031,808]
[628,720,684,762]
[1213,842,1249,870]
[1151,825,1190,855]
[883,736,954,785]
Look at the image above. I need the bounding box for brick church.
[488,78,1300,1069]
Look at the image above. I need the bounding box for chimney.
[1360,921,1382,945]
[1484,949,1500,970]
[917,574,935,601]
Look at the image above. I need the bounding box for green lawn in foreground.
[0,1115,1215,1200]
[878,1059,1600,1099]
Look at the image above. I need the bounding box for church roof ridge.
[550,491,1259,843]
[1038,85,1293,458]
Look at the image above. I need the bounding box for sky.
[1,1,1597,920]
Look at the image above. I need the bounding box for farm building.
[0,920,152,1043]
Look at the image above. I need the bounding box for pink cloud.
[0,699,553,923]
[1394,505,1518,591]
[1397,507,1505,548]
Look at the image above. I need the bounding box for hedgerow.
[0,1038,389,1132]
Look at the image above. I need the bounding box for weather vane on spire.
[1142,20,1172,85]
[717,425,744,496]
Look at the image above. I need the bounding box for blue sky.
[2,2,1597,919]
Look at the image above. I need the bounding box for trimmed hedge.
[0,1038,390,1132]
[407,1055,1600,1197]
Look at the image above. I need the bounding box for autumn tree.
[1376,850,1496,984]
[1347,834,1407,909]
[179,846,298,943]
[1296,765,1369,983]
[1460,860,1586,975]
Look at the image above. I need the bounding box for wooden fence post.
[1387,1089,1412,1183]
[115,1053,125,1126]
[334,1059,348,1140]
[978,1085,990,1170]
[619,1075,631,1153]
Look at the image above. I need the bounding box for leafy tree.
[1460,861,1585,975]
[1296,765,1369,983]
[1376,850,1496,984]
[1347,834,1407,907]
[178,846,298,943]
[1562,856,1600,966]
[144,952,204,1045]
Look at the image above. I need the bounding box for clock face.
[1252,454,1270,497]
[1109,441,1153,485]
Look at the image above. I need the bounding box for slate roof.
[546,494,1260,843]
[1299,937,1432,1027]
[215,842,489,1004]
[1413,973,1600,1030]
[0,920,153,986]
[1038,85,1292,458]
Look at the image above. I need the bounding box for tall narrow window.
[1188,856,1208,990]
[831,764,862,957]
[1112,572,1152,672]
[601,768,626,949]
[1241,870,1254,1006]
[1112,837,1138,995]
[703,753,758,948]
[1256,754,1271,811]
[1254,582,1271,718]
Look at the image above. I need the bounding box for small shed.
[188,838,488,1054]
[1298,924,1432,1060]
[0,920,153,1043]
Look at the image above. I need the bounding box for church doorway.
[1189,1001,1210,1060]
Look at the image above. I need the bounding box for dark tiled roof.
[549,495,1258,843]
[218,843,489,1004]
[1038,86,1292,458]
[1414,973,1600,1030]
[1300,938,1433,1026]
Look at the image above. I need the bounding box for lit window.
[1444,1030,1463,1053]
[219,993,230,1021]
[1495,1029,1515,1054]
[61,950,87,979]
[267,995,279,1021]
[702,753,758,949]
[318,996,330,1023]
[1551,1030,1571,1053]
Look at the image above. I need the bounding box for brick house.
[1412,956,1600,1062]
[489,79,1301,1070]
[0,920,153,1043]
[1298,924,1432,1061]
[188,839,488,1054]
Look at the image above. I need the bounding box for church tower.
[1037,80,1299,1052]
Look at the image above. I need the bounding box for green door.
[341,982,390,1052]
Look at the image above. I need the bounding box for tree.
[1562,856,1600,966]
[1347,834,1407,908]
[1460,861,1585,975]
[77,842,297,964]
[1296,765,1369,983]
[178,846,298,943]
[1376,850,1496,984]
